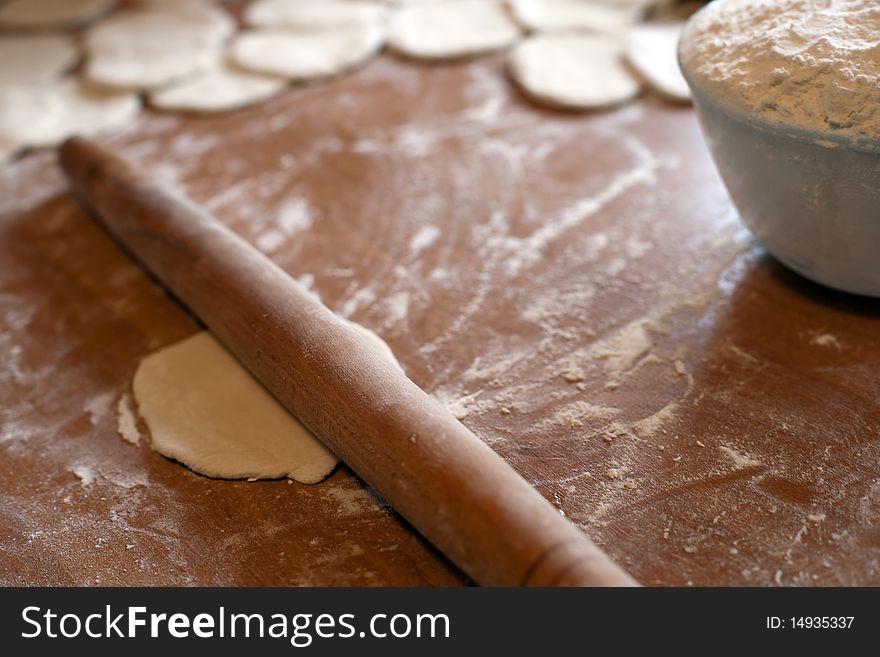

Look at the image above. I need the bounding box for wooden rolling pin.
[59,136,636,587]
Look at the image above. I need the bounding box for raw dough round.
[508,0,640,34]
[150,64,287,114]
[19,78,141,146]
[0,138,17,166]
[230,23,385,82]
[131,322,401,482]
[245,0,388,30]
[84,2,235,90]
[0,35,79,87]
[388,0,521,60]
[0,0,117,29]
[624,22,690,102]
[133,331,340,482]
[0,86,63,148]
[509,33,642,110]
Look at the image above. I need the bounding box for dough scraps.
[625,22,690,102]
[150,63,287,114]
[84,2,234,90]
[509,33,642,110]
[230,22,385,81]
[129,322,401,483]
[0,34,79,87]
[388,0,521,61]
[0,0,117,29]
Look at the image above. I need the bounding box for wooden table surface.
[2,49,879,587]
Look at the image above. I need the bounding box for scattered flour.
[383,290,410,327]
[323,484,384,518]
[631,400,680,438]
[606,466,630,480]
[278,197,315,234]
[84,391,114,426]
[256,230,286,252]
[339,286,377,318]
[72,464,96,486]
[116,394,141,446]
[811,333,842,349]
[561,364,585,383]
[535,400,620,431]
[409,225,441,256]
[595,319,653,372]
[719,444,761,469]
[434,390,497,420]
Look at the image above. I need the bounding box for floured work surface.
[2,54,879,586]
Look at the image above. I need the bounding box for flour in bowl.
[680,0,880,139]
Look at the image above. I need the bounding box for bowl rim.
[684,83,880,155]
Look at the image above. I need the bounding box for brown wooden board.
[2,52,879,586]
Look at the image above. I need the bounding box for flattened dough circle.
[2,78,141,150]
[0,34,79,87]
[245,0,388,30]
[150,64,287,114]
[131,322,401,483]
[230,23,385,81]
[388,0,521,61]
[84,2,234,90]
[508,0,640,34]
[509,33,642,110]
[624,22,690,102]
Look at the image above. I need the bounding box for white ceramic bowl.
[679,28,880,297]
